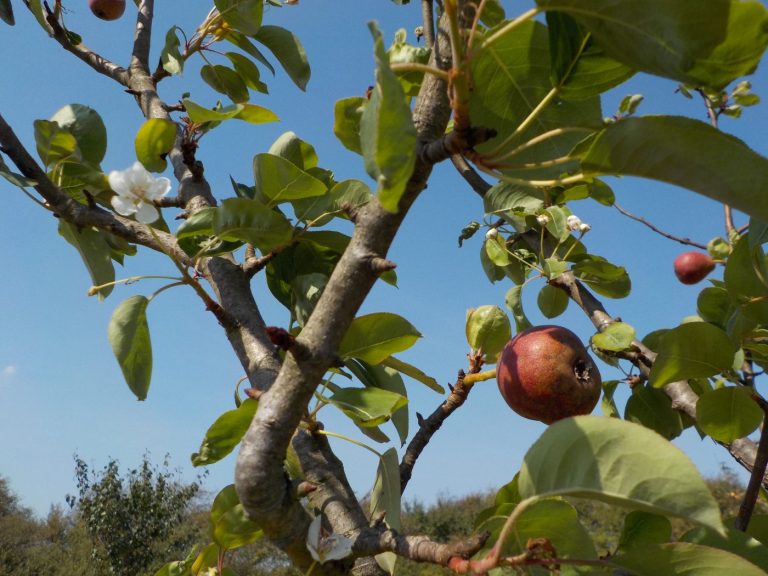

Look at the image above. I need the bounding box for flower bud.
[485,228,498,240]
[566,215,582,231]
[536,214,550,226]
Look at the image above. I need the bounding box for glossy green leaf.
[682,525,768,572]
[370,448,401,530]
[329,387,408,428]
[572,256,631,298]
[334,97,365,154]
[625,385,684,440]
[225,31,276,75]
[465,305,511,363]
[59,222,114,300]
[346,360,409,445]
[471,20,601,171]
[535,0,768,89]
[648,322,736,388]
[268,131,318,171]
[537,283,569,318]
[618,511,672,552]
[484,183,546,218]
[200,64,250,103]
[49,104,107,165]
[480,498,598,561]
[725,236,768,323]
[360,23,417,213]
[518,416,725,532]
[192,399,258,466]
[505,285,533,332]
[34,120,79,168]
[339,313,421,364]
[108,296,152,401]
[214,0,263,36]
[573,116,768,223]
[484,235,510,266]
[329,179,372,215]
[135,119,176,173]
[387,28,431,97]
[479,0,505,26]
[225,52,267,93]
[0,0,14,25]
[546,11,634,100]
[592,321,636,352]
[380,356,444,394]
[698,286,733,327]
[601,380,620,418]
[254,25,311,91]
[696,387,763,442]
[160,26,184,75]
[214,198,294,251]
[610,542,767,576]
[183,99,277,125]
[210,484,262,549]
[253,153,326,205]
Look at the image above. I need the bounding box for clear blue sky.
[1,1,767,517]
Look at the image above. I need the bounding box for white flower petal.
[134,202,160,224]
[306,516,322,561]
[126,161,154,189]
[146,176,172,200]
[111,195,137,216]
[322,534,353,562]
[108,170,131,197]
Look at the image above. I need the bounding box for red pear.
[673,252,715,285]
[89,0,125,21]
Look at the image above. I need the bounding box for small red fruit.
[673,252,715,285]
[496,325,601,424]
[89,0,125,21]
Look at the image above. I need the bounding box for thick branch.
[421,0,435,48]
[352,527,489,566]
[735,410,768,531]
[40,2,129,85]
[130,0,154,75]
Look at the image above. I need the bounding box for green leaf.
[484,182,546,217]
[370,448,401,530]
[618,511,672,552]
[360,23,417,213]
[0,155,35,188]
[34,120,79,168]
[58,222,115,300]
[346,360,409,445]
[329,387,408,428]
[725,236,768,324]
[572,256,631,298]
[610,542,768,576]
[471,20,601,172]
[334,97,365,155]
[192,399,259,466]
[518,416,725,533]
[0,0,14,25]
[601,380,620,417]
[339,313,422,364]
[253,153,326,205]
[536,0,768,89]
[135,119,176,173]
[225,52,268,93]
[648,322,736,388]
[465,305,512,363]
[254,25,311,91]
[200,64,249,103]
[696,387,763,442]
[387,28,431,97]
[108,296,152,401]
[183,99,277,125]
[625,385,684,440]
[479,0,505,26]
[214,0,263,36]
[160,26,184,75]
[268,131,318,171]
[380,356,444,394]
[484,235,510,267]
[698,286,733,327]
[210,485,263,549]
[573,116,768,223]
[49,104,107,165]
[537,284,569,318]
[505,285,533,332]
[591,321,636,352]
[225,31,276,75]
[214,198,294,252]
[480,498,598,560]
[682,525,768,572]
[546,11,634,100]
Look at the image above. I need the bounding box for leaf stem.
[479,8,540,51]
[88,275,183,296]
[315,430,382,458]
[462,368,496,384]
[389,62,450,81]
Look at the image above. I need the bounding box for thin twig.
[614,202,708,250]
[735,411,768,531]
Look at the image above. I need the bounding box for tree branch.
[40,2,129,85]
[735,409,768,531]
[130,0,154,76]
[421,0,435,48]
[614,202,708,250]
[352,527,489,566]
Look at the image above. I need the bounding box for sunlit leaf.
[370,448,401,530]
[200,64,250,103]
[380,356,444,394]
[329,386,407,428]
[160,26,184,75]
[537,283,569,318]
[49,104,107,165]
[135,119,176,173]
[591,321,636,352]
[214,198,294,251]
[59,222,114,300]
[696,386,763,442]
[610,542,767,576]
[192,399,259,466]
[334,97,365,154]
[254,25,311,90]
[339,313,421,364]
[108,296,152,401]
[465,305,511,363]
[214,0,264,36]
[253,153,326,205]
[209,484,263,549]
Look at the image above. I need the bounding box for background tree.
[3,0,768,575]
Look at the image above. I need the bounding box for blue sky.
[1,1,767,516]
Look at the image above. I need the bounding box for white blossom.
[108,161,171,224]
[306,515,353,564]
[579,222,592,233]
[536,214,550,226]
[566,214,582,231]
[485,227,498,240]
